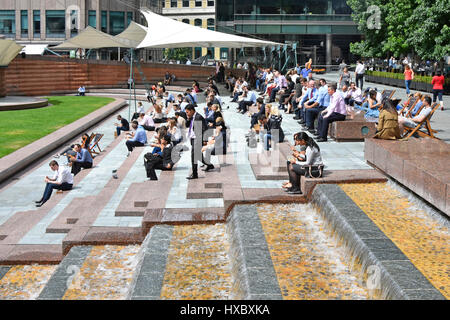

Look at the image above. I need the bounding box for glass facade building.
[216,0,362,66]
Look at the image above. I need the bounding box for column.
[0,68,6,98]
[326,33,332,71]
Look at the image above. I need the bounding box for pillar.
[326,33,332,71]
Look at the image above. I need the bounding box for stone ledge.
[311,184,446,300]
[0,98,128,184]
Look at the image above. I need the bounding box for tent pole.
[129,48,133,121]
[133,50,137,113]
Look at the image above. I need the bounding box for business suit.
[187,112,208,178]
[144,145,175,180]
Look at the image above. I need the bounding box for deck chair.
[405,99,424,117]
[89,133,104,155]
[399,97,418,116]
[403,103,440,139]
[381,89,395,101]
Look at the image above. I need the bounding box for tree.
[406,0,450,62]
[163,48,192,62]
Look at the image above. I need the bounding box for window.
[70,10,78,36]
[194,19,202,27]
[101,11,107,33]
[0,10,16,38]
[182,18,190,24]
[88,10,96,28]
[207,0,214,6]
[207,18,214,30]
[33,10,40,38]
[127,12,133,26]
[21,10,28,38]
[171,0,177,7]
[220,48,228,59]
[183,0,189,6]
[109,11,125,35]
[195,0,202,6]
[194,47,202,59]
[46,10,65,38]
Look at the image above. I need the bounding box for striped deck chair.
[403,103,440,139]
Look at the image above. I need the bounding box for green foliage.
[164,48,192,62]
[0,96,114,158]
[347,0,449,61]
[367,70,450,84]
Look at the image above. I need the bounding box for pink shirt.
[324,91,347,118]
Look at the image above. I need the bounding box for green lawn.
[0,96,114,158]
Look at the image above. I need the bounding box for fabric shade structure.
[52,26,133,50]
[137,9,281,49]
[0,39,23,67]
[115,21,148,49]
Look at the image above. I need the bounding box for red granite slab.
[3,245,62,265]
[330,119,377,141]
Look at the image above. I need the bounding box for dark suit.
[144,145,175,180]
[187,112,208,176]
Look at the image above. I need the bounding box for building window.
[109,11,125,35]
[70,10,78,36]
[0,10,16,38]
[183,0,189,7]
[127,12,133,26]
[220,48,228,59]
[171,0,177,7]
[194,19,202,27]
[46,10,65,38]
[33,10,40,38]
[207,18,214,30]
[21,10,28,38]
[88,10,96,28]
[195,0,202,7]
[101,11,107,33]
[182,18,190,24]
[207,0,214,6]
[194,47,202,59]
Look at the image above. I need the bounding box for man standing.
[35,160,73,207]
[70,144,93,176]
[315,82,347,142]
[185,104,209,179]
[126,121,147,156]
[355,60,365,90]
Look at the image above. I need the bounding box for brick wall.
[4,56,220,96]
[0,68,6,97]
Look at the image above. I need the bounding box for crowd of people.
[37,60,446,205]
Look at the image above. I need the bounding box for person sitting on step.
[144,135,175,181]
[126,121,147,156]
[114,115,130,137]
[69,143,93,176]
[35,160,73,207]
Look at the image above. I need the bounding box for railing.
[234,14,354,22]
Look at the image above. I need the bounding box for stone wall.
[4,56,219,96]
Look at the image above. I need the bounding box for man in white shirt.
[345,82,363,106]
[35,160,73,207]
[355,60,365,90]
[138,112,156,131]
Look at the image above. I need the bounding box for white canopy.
[138,9,280,49]
[20,44,48,55]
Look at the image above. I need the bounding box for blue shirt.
[301,87,317,106]
[130,125,147,144]
[301,68,311,78]
[76,148,93,163]
[411,101,423,116]
[245,91,257,103]
[167,93,175,102]
[316,86,330,107]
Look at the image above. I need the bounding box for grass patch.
[0,96,114,158]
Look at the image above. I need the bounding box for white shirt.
[355,63,365,75]
[139,115,155,127]
[53,166,74,184]
[291,74,300,84]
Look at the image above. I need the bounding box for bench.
[328,113,377,142]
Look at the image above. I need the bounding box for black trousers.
[126,140,144,152]
[356,73,364,89]
[239,100,254,113]
[145,157,171,180]
[287,160,306,190]
[190,138,206,176]
[142,125,156,131]
[71,161,92,176]
[317,112,346,139]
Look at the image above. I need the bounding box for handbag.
[303,164,324,178]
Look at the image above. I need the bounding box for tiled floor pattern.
[0,265,57,299]
[256,203,372,300]
[160,224,233,300]
[62,245,140,300]
[339,183,450,299]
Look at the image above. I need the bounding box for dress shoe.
[202,164,215,172]
[284,187,294,192]
[186,174,198,179]
[36,203,43,207]
[288,188,303,195]
[316,138,327,142]
[35,200,43,204]
[293,116,300,120]
[307,128,316,134]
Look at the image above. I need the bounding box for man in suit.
[144,135,176,180]
[185,104,208,179]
